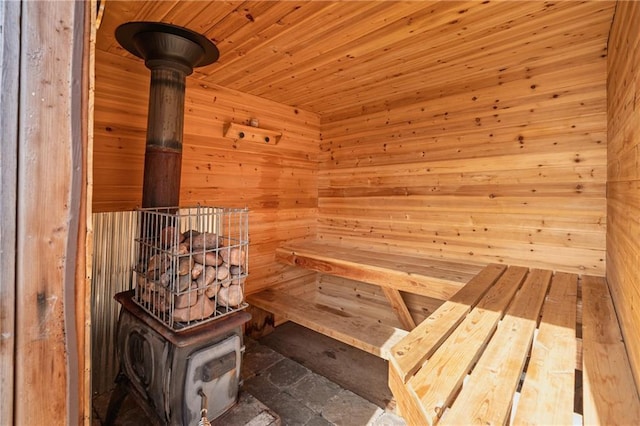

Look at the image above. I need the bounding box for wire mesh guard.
[133,206,249,331]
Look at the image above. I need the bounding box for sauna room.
[1,1,638,425]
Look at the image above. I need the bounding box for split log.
[174,284,198,309]
[173,294,215,322]
[218,284,244,307]
[191,262,204,280]
[190,232,221,250]
[220,246,246,266]
[215,264,229,281]
[192,251,222,266]
[205,283,220,298]
[177,257,193,275]
[196,265,216,289]
[160,226,185,248]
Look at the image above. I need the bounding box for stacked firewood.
[136,227,246,324]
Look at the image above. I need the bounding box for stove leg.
[104,372,130,426]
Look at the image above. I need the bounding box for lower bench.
[389,264,640,425]
[247,288,408,360]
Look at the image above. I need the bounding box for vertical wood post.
[0,1,20,424]
[8,1,89,423]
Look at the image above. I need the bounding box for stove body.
[110,291,250,425]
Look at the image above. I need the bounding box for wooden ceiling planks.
[206,1,394,88]
[197,1,312,66]
[230,1,611,116]
[98,1,615,120]
[212,1,436,90]
[193,1,335,81]
[303,7,612,117]
[251,1,533,103]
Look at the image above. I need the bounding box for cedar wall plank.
[318,21,608,276]
[93,50,320,295]
[607,1,640,393]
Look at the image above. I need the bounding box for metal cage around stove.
[133,206,249,331]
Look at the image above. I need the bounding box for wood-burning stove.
[104,22,252,425]
[105,206,250,425]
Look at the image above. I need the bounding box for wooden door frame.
[0,1,94,423]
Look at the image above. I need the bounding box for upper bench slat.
[513,272,578,426]
[440,269,553,425]
[390,263,507,383]
[276,241,482,300]
[409,266,529,425]
[391,268,640,426]
[582,275,640,425]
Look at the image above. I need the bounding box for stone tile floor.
[92,336,406,426]
[241,338,405,426]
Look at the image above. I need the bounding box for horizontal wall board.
[317,10,608,276]
[607,1,640,388]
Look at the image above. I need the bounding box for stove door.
[119,310,170,412]
[182,334,241,424]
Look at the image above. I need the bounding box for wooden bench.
[247,288,409,359]
[248,241,483,358]
[389,264,640,425]
[275,241,483,301]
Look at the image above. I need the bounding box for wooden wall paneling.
[319,148,606,186]
[322,112,606,160]
[607,0,640,389]
[14,1,88,423]
[92,51,148,212]
[318,22,608,275]
[322,61,606,142]
[93,51,320,297]
[316,210,604,251]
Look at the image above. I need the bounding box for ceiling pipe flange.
[115,21,219,74]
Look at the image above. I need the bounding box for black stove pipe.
[115,22,219,208]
